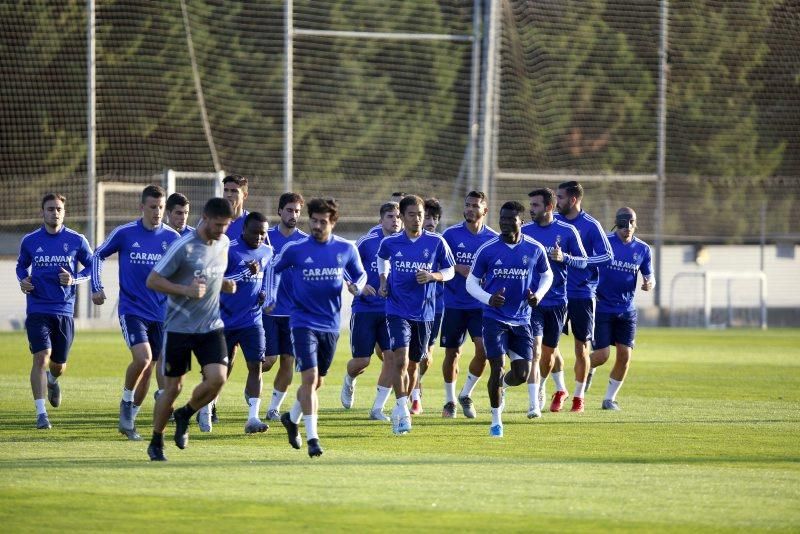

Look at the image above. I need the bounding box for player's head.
[399,195,424,235]
[614,206,637,241]
[390,191,406,203]
[498,200,525,242]
[307,197,339,243]
[379,201,401,235]
[528,188,555,224]
[222,174,249,213]
[423,198,442,232]
[242,211,269,248]
[464,190,488,225]
[556,180,583,216]
[140,185,167,229]
[201,197,234,241]
[277,192,304,230]
[166,193,190,231]
[41,193,66,230]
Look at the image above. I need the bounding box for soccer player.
[439,191,497,419]
[340,201,401,421]
[272,198,366,457]
[220,212,273,433]
[368,192,406,236]
[587,208,654,410]
[262,192,306,422]
[16,193,93,429]
[91,185,180,440]
[166,193,195,236]
[223,174,265,245]
[522,188,587,417]
[377,195,455,435]
[409,197,444,415]
[466,201,552,437]
[144,197,235,461]
[549,180,613,412]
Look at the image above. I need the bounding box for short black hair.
[399,195,424,215]
[278,192,304,210]
[166,192,189,211]
[380,201,399,217]
[203,197,235,219]
[223,174,248,189]
[424,198,442,219]
[500,200,525,217]
[528,188,555,207]
[41,193,66,209]
[558,180,583,201]
[307,197,339,223]
[141,184,166,204]
[244,211,268,227]
[466,190,487,203]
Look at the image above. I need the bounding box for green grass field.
[1,328,798,532]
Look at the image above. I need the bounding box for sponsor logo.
[492,267,529,278]
[36,247,43,253]
[304,257,314,264]
[495,259,503,265]
[393,260,433,273]
[395,251,403,257]
[132,242,141,248]
[458,242,466,249]
[302,266,344,281]
[129,252,163,264]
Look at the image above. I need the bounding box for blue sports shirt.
[597,233,653,313]
[521,219,587,306]
[441,221,498,309]
[265,225,308,316]
[555,211,613,299]
[352,232,387,314]
[220,238,273,330]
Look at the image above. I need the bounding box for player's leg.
[568,299,594,412]
[119,316,155,439]
[527,336,544,418]
[30,348,52,429]
[602,311,636,410]
[265,317,294,421]
[239,324,268,433]
[457,308,486,418]
[414,312,441,414]
[440,309,468,418]
[369,315,393,421]
[305,331,337,457]
[148,331,190,461]
[342,312,376,409]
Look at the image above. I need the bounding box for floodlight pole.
[86,0,96,320]
[479,0,500,199]
[655,0,669,322]
[284,0,294,194]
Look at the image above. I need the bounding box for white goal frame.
[669,271,768,329]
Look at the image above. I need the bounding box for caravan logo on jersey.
[302,266,343,281]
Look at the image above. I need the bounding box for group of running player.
[16,176,653,460]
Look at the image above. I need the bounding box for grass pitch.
[0,328,798,532]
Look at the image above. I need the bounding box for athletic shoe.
[210,402,219,424]
[601,399,621,411]
[585,371,594,392]
[47,375,61,408]
[280,412,302,449]
[550,390,568,412]
[489,424,504,438]
[394,415,412,435]
[196,405,212,433]
[266,409,281,422]
[173,407,190,449]
[340,379,354,409]
[441,401,457,418]
[570,397,585,413]
[36,413,52,430]
[119,400,134,431]
[307,438,323,458]
[369,408,390,422]
[147,443,167,461]
[527,406,542,419]
[410,399,422,415]
[244,417,269,434]
[119,427,142,441]
[458,396,476,418]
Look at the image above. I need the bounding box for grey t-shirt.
[153,230,229,333]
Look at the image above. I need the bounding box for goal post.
[669,271,767,330]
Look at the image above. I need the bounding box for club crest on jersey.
[555,235,562,246]
[63,243,69,252]
[522,255,529,265]
[162,241,168,251]
[633,253,641,263]
[336,253,344,265]
[423,248,430,259]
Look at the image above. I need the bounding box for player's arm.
[530,248,554,305]
[73,236,94,285]
[376,240,391,296]
[640,244,656,291]
[345,245,368,296]
[561,228,588,269]
[16,239,34,294]
[585,225,614,266]
[91,230,120,303]
[146,270,206,299]
[417,238,456,284]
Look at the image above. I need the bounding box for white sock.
[528,383,540,411]
[132,404,141,421]
[573,381,586,399]
[303,414,318,441]
[122,388,134,403]
[539,382,547,402]
[269,389,287,413]
[373,386,391,411]
[411,388,421,402]
[248,397,261,420]
[459,372,480,399]
[34,398,47,415]
[396,396,410,416]
[491,407,502,426]
[344,374,355,387]
[46,370,57,385]
[551,371,566,392]
[289,399,303,424]
[605,378,623,401]
[444,382,456,404]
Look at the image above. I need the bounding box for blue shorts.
[163,329,228,377]
[291,327,339,376]
[440,307,483,348]
[119,314,165,360]
[350,311,390,358]
[263,314,293,357]
[225,323,266,363]
[387,314,431,363]
[531,304,567,348]
[25,313,74,364]
[429,312,444,347]
[482,317,533,361]
[563,297,596,342]
[593,310,637,350]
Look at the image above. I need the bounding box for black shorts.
[162,329,228,377]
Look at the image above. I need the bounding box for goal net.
[669,271,767,329]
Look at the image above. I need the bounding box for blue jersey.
[266,225,308,316]
[441,221,498,309]
[597,233,653,313]
[556,211,613,299]
[352,232,387,314]
[92,220,181,322]
[521,219,586,306]
[470,236,550,326]
[225,210,249,241]
[377,230,455,322]
[220,238,273,330]
[271,235,365,333]
[178,225,195,237]
[16,226,93,316]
